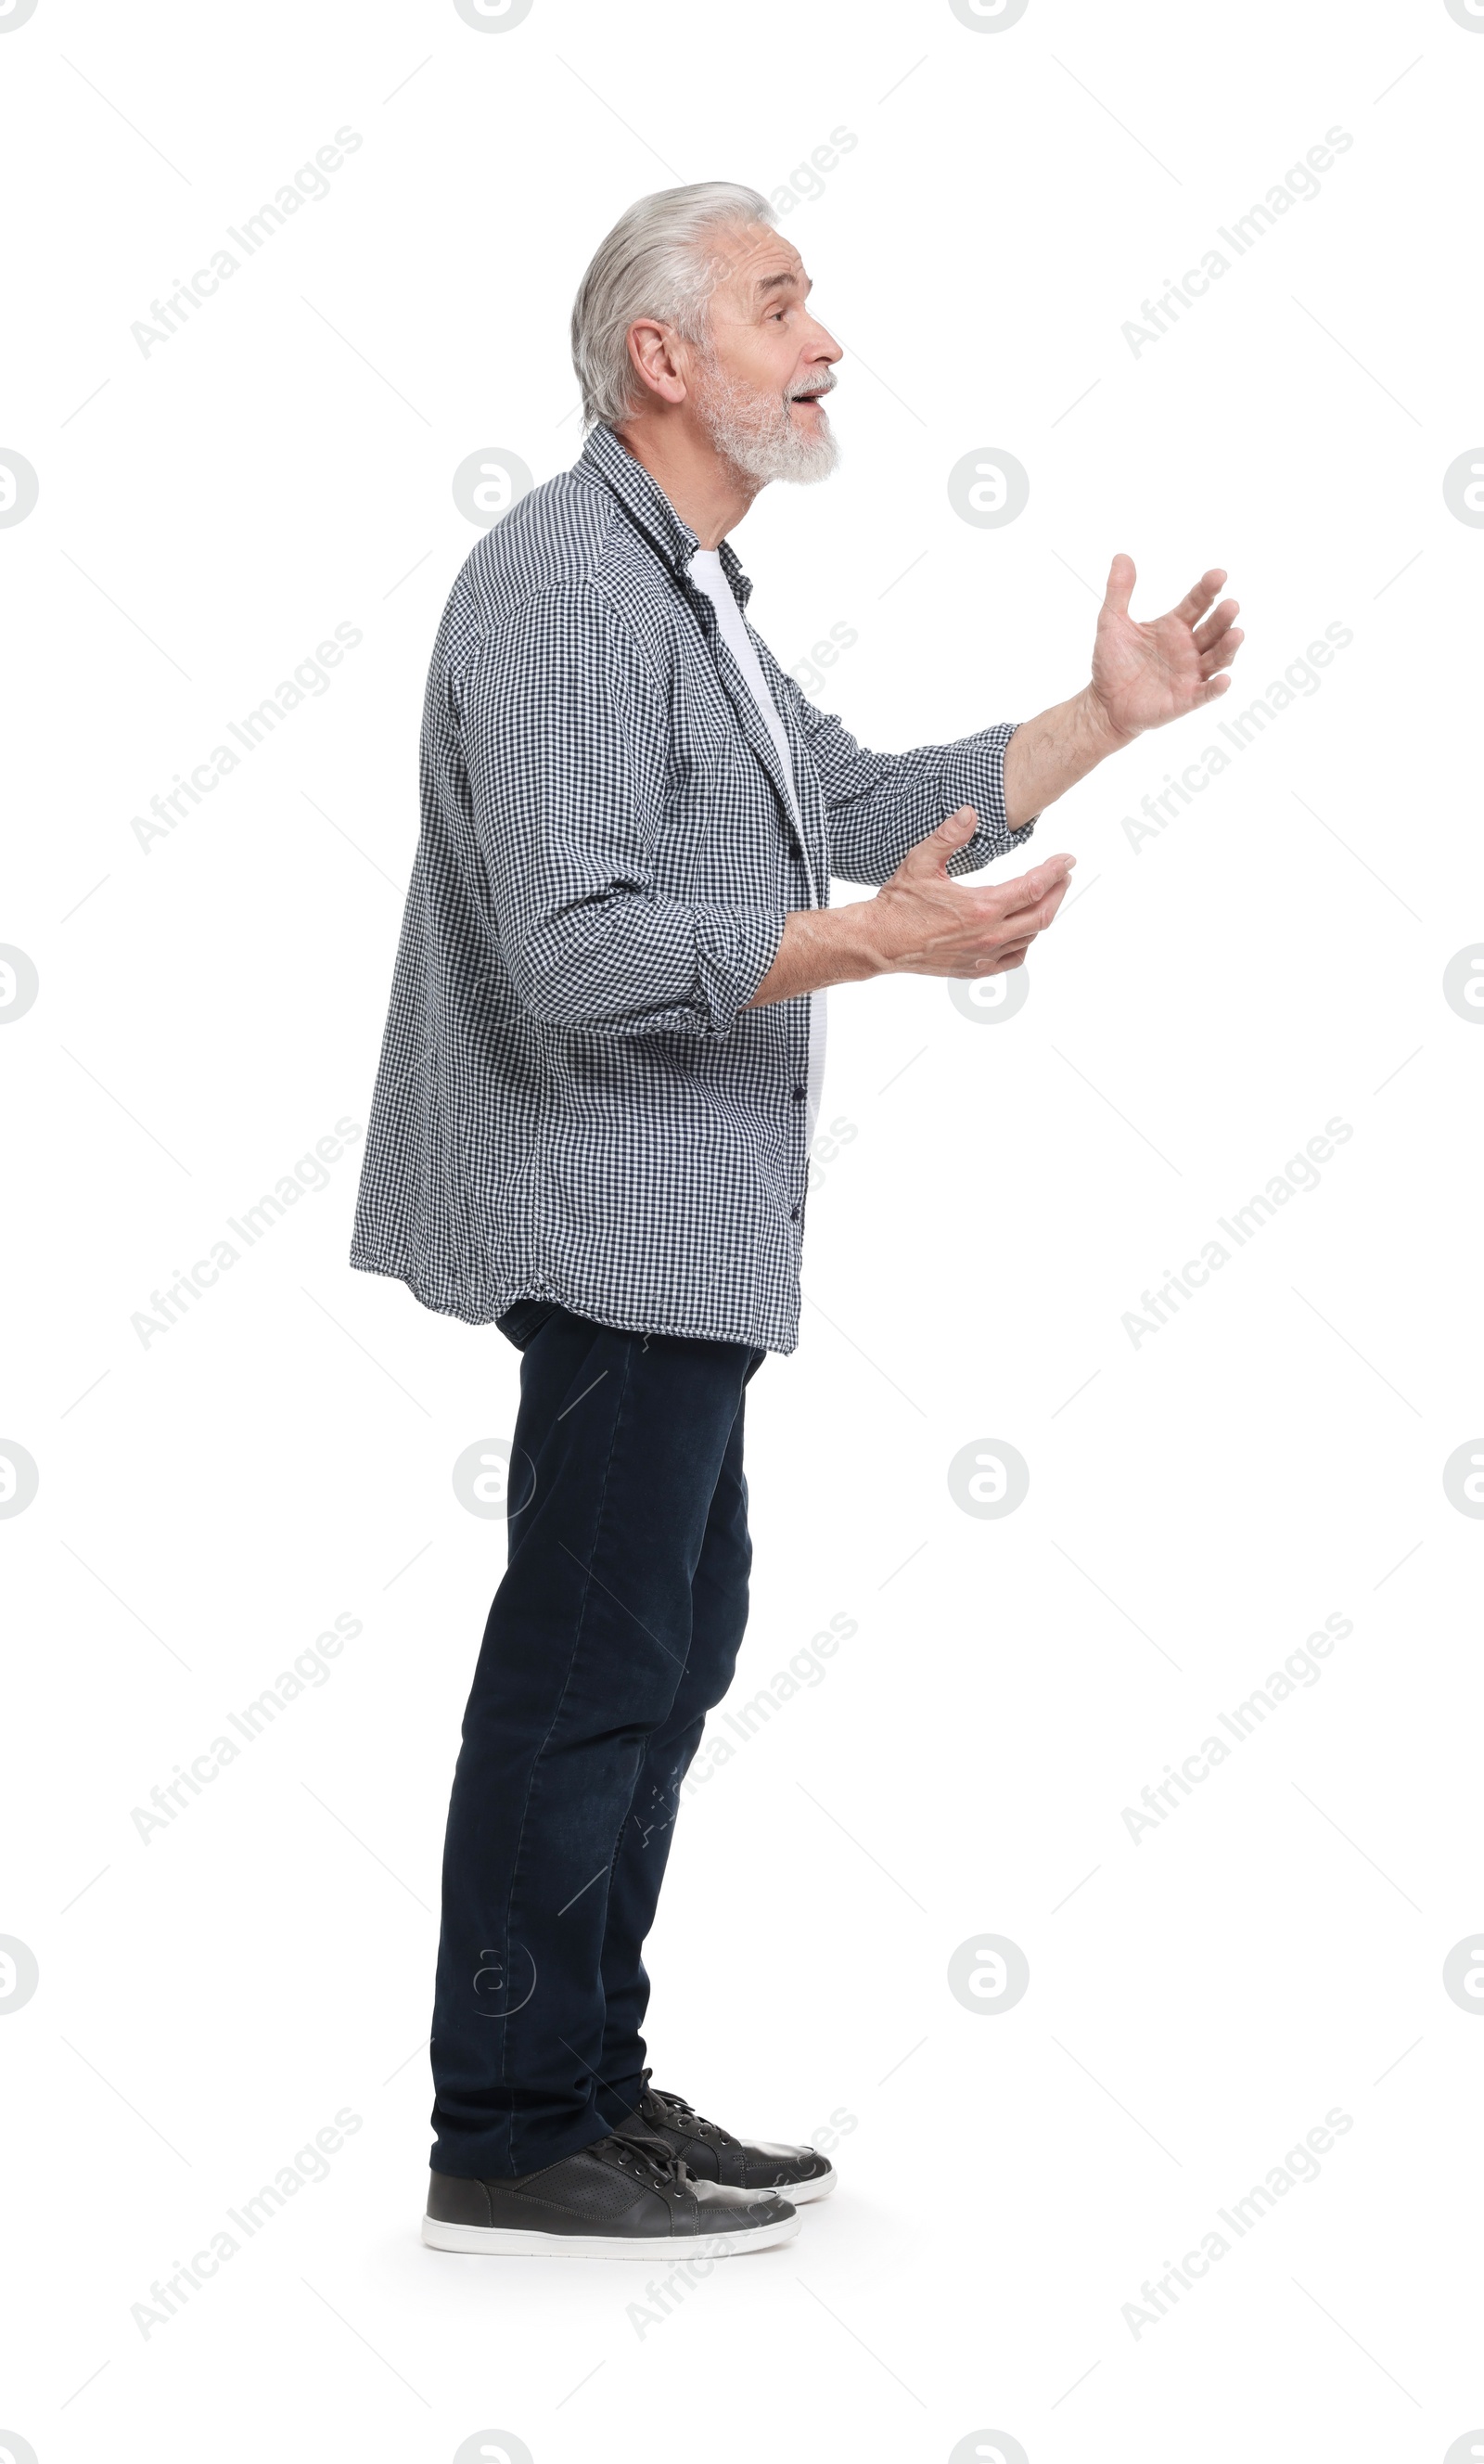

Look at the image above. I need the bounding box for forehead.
[706,222,810,307]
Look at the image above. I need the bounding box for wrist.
[838,897,894,982]
[1075,682,1136,762]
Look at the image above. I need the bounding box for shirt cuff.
[940,721,1037,874]
[695,902,788,1036]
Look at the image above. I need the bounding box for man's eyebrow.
[755,269,811,298]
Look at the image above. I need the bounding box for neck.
[611,415,761,550]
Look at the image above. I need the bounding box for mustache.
[787,370,838,403]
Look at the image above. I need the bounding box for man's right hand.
[744,805,1075,1008]
[867,804,1075,979]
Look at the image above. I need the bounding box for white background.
[3,1,1482,2458]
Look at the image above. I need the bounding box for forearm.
[745,807,1076,1007]
[744,903,884,1008]
[1003,685,1130,828]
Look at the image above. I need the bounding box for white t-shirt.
[689,547,826,1145]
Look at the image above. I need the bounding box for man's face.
[687,225,842,485]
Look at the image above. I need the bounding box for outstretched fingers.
[1170,567,1228,628]
[1198,625,1244,677]
[1193,597,1239,653]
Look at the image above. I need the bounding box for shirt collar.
[577,422,755,609]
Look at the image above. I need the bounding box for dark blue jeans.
[429,1306,763,2178]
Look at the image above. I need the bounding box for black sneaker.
[608,2073,838,2204]
[422,2124,800,2259]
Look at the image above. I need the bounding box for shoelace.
[604,2120,696,2189]
[638,2075,740,2152]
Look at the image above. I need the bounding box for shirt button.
[789,1205,800,1221]
[791,1084,806,1102]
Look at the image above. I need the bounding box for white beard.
[692,356,839,487]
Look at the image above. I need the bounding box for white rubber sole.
[422,2207,801,2259]
[775,2163,837,2205]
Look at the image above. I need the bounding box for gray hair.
[570,182,775,431]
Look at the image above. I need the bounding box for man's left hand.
[1089,554,1243,744]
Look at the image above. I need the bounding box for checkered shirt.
[349,421,1032,1354]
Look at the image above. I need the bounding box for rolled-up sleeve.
[454,586,787,1037]
[771,662,1038,888]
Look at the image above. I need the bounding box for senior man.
[351,181,1243,2259]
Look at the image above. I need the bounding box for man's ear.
[626,319,689,407]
